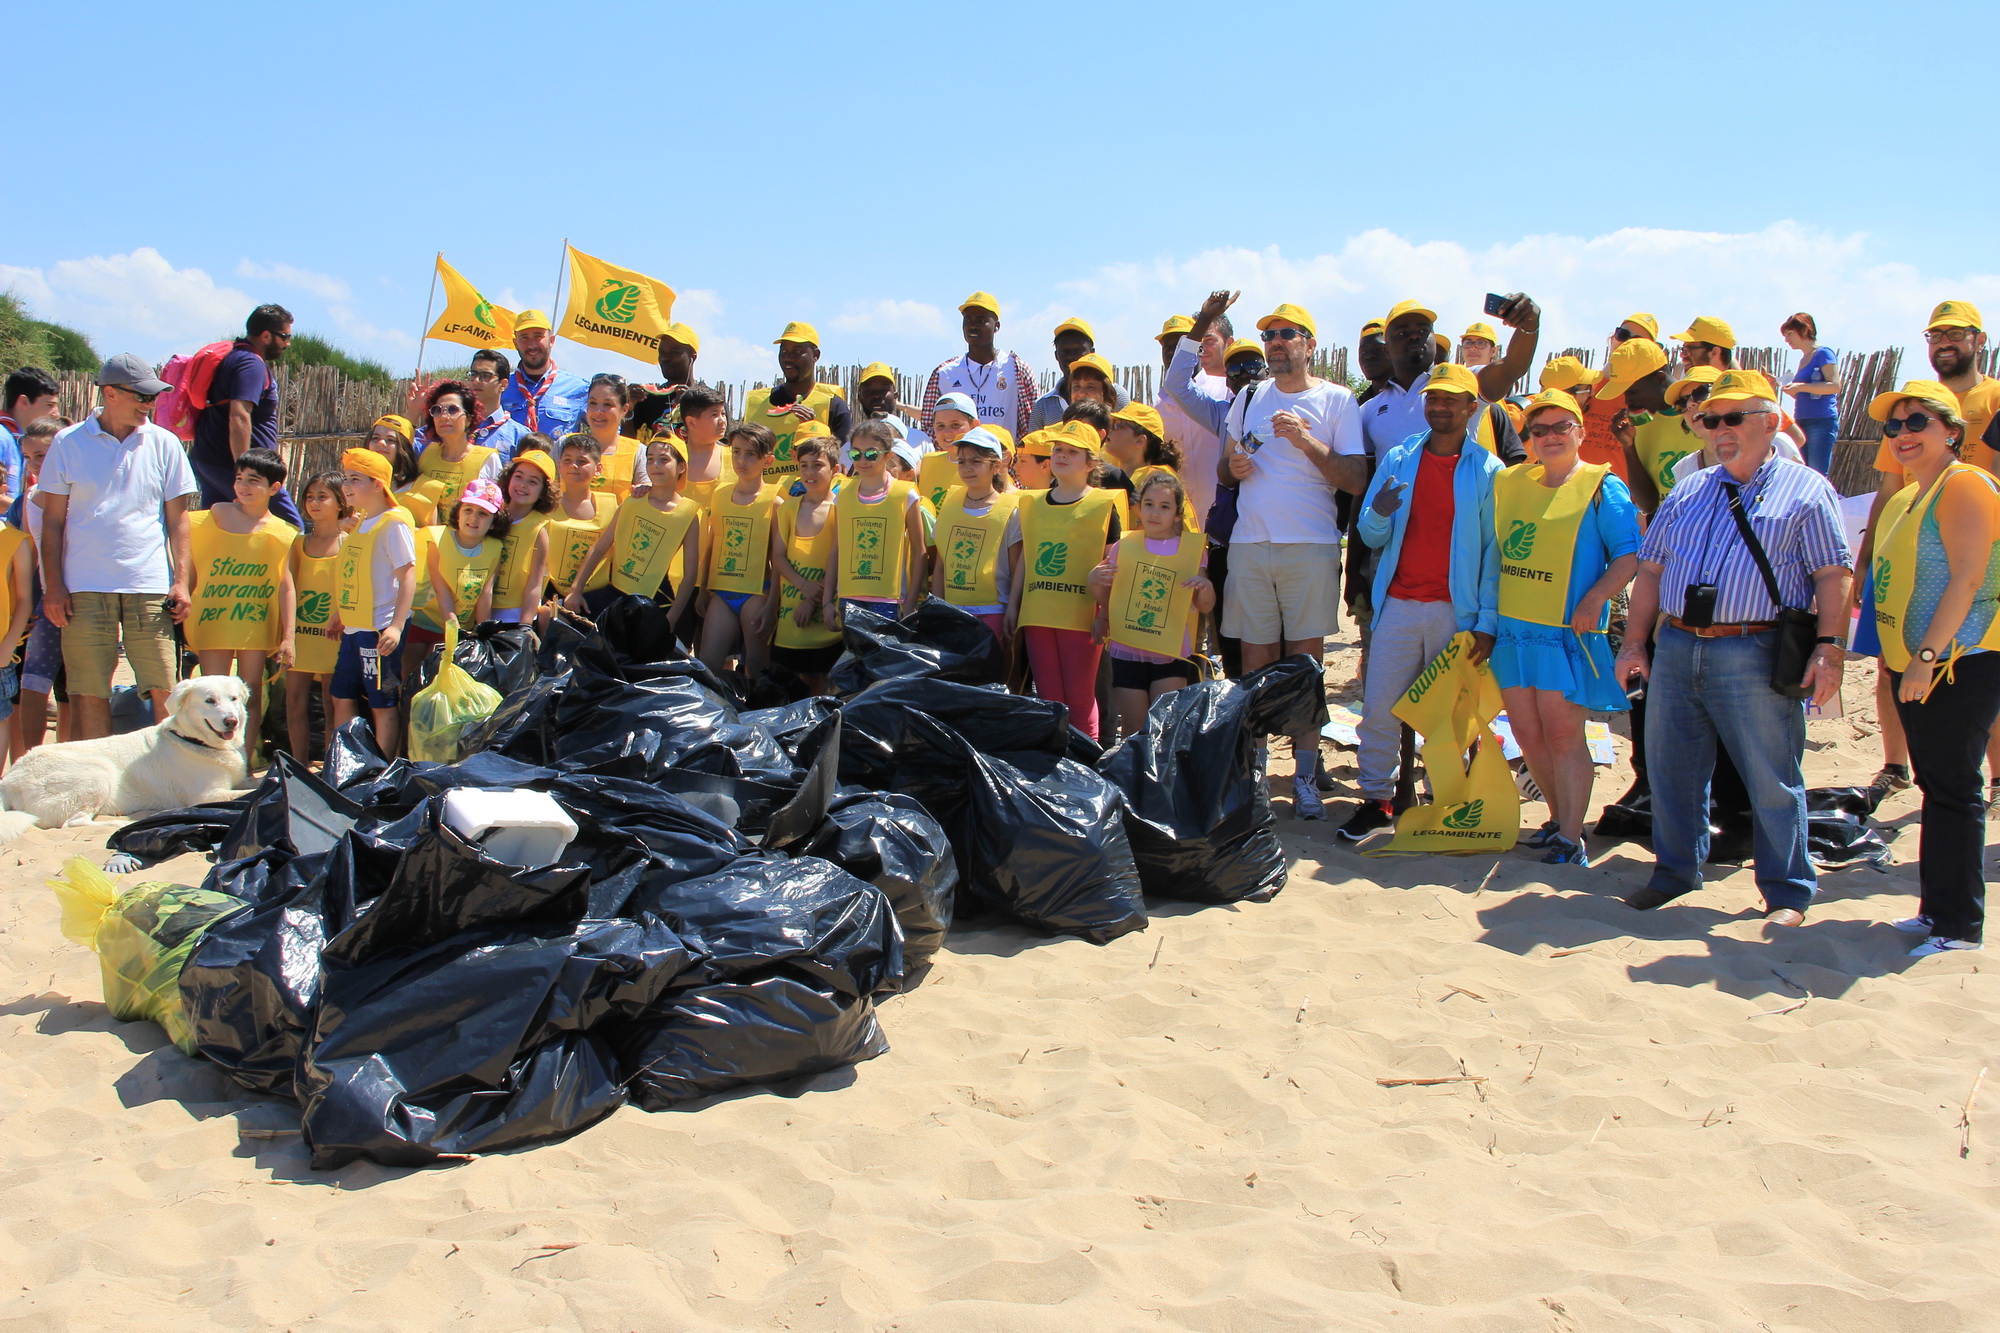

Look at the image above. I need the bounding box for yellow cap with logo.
[959,291,1001,317]
[663,322,699,353]
[1461,321,1499,345]
[1054,316,1096,342]
[793,420,834,442]
[1665,366,1723,406]
[1927,300,1984,332]
[1256,303,1317,338]
[1019,429,1054,458]
[1158,314,1194,340]
[1538,355,1601,392]
[1359,320,1385,339]
[1111,402,1165,439]
[513,309,552,333]
[774,321,820,346]
[510,447,557,484]
[1621,312,1660,340]
[1042,419,1106,459]
[1068,352,1114,383]
[1524,389,1585,424]
[1670,315,1736,348]
[1384,300,1438,329]
[859,362,896,386]
[1869,378,1959,421]
[1705,369,1778,405]
[1223,337,1263,364]
[1598,338,1670,399]
[1423,362,1481,397]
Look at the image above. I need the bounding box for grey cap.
[99,352,170,395]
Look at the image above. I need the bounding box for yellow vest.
[835,478,916,600]
[292,534,342,674]
[745,383,843,480]
[935,487,1020,607]
[1873,463,2000,671]
[407,524,441,629]
[0,525,27,646]
[335,507,414,630]
[609,497,699,599]
[1019,488,1119,631]
[414,442,496,511]
[491,510,549,611]
[186,511,297,652]
[919,450,959,512]
[1105,530,1201,657]
[547,505,613,595]
[1493,462,1609,627]
[435,531,503,629]
[774,495,841,649]
[589,434,644,507]
[1632,414,1698,499]
[394,488,438,528]
[707,484,777,595]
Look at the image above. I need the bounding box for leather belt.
[1667,617,1775,638]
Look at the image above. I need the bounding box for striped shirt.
[1640,455,1850,622]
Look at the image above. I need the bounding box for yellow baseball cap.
[1598,338,1670,400]
[793,420,834,442]
[1053,316,1096,342]
[1665,366,1723,406]
[1432,332,1451,361]
[1384,300,1437,329]
[1670,316,1736,348]
[1422,362,1480,398]
[1868,378,1959,422]
[774,321,820,346]
[1538,355,1601,392]
[1524,389,1584,425]
[985,424,1015,453]
[1461,321,1499,344]
[1111,402,1165,439]
[508,448,557,484]
[1158,314,1194,340]
[1705,369,1778,405]
[859,361,896,385]
[1223,337,1263,364]
[959,291,1001,318]
[1620,312,1660,340]
[663,322,699,353]
[1042,419,1106,459]
[1359,320,1385,339]
[1256,303,1317,338]
[1019,428,1054,458]
[1927,300,1984,332]
[1068,352,1114,383]
[514,309,552,333]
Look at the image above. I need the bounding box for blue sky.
[8,1,1997,385]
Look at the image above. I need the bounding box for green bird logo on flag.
[1442,799,1485,830]
[594,280,642,325]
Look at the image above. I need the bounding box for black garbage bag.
[1240,652,1330,739]
[1807,785,1894,869]
[216,752,363,863]
[461,670,570,767]
[411,622,540,700]
[107,800,251,864]
[594,593,684,668]
[1098,670,1305,905]
[744,697,843,759]
[828,598,1006,695]
[550,649,787,780]
[536,607,597,675]
[322,718,395,793]
[301,913,693,1168]
[1593,787,1652,841]
[551,774,750,918]
[801,792,955,976]
[616,975,887,1112]
[839,677,1074,793]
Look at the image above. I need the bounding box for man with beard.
[745,322,853,482]
[630,323,703,442]
[190,304,303,528]
[922,292,1038,440]
[501,310,590,439]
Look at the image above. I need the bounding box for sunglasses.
[431,404,466,416]
[1695,410,1772,430]
[1229,358,1268,376]
[1679,387,1711,407]
[1527,420,1579,439]
[112,385,162,404]
[1260,328,1306,343]
[854,449,883,462]
[1610,327,1635,342]
[1881,412,1938,437]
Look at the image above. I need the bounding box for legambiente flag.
[558,245,676,362]
[425,254,516,350]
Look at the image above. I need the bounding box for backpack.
[154,341,243,441]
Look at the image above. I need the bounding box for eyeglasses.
[431,404,466,416]
[1260,328,1307,343]
[1681,342,1714,356]
[1925,327,1977,344]
[854,449,883,462]
[1695,409,1773,430]
[1526,420,1579,439]
[467,370,499,383]
[1881,412,1938,437]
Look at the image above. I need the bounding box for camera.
[1683,583,1718,628]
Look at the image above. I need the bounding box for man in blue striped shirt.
[1614,370,1853,925]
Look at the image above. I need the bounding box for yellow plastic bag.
[49,857,248,1054]
[409,618,504,764]
[1365,631,1521,855]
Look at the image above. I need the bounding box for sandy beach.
[2,637,1993,1332]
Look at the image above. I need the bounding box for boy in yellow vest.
[185,447,299,761]
[331,448,417,755]
[930,427,1019,639]
[698,423,778,679]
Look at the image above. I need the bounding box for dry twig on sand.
[1376,1075,1487,1088]
[1961,1067,1988,1159]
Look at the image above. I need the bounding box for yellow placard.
[1366,631,1521,855]
[557,245,676,364]
[426,255,516,350]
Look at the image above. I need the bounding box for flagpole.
[413,252,440,381]
[551,239,570,343]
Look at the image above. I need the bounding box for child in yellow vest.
[675,385,732,512]
[769,438,843,694]
[1106,402,1197,530]
[1014,428,1055,492]
[578,375,649,506]
[1089,472,1213,738]
[827,420,928,626]
[698,423,779,680]
[490,449,555,624]
[185,447,298,759]
[930,427,1019,642]
[544,435,615,615]
[566,437,703,632]
[1008,421,1122,741]
[0,507,35,765]
[426,479,508,631]
[285,470,347,764]
[332,448,417,756]
[362,414,437,527]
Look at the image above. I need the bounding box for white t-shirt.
[33,414,198,594]
[344,509,418,634]
[1359,371,1433,461]
[1224,379,1363,545]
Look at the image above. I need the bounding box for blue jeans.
[1643,626,1815,910]
[1798,417,1837,476]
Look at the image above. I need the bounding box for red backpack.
[154,341,245,441]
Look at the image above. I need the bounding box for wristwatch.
[1918,646,1941,664]
[1815,635,1844,648]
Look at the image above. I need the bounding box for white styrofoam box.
[440,787,579,867]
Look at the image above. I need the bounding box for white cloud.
[830,298,948,338]
[237,258,350,302]
[1,248,250,352]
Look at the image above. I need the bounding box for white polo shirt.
[34,413,198,594]
[1223,378,1363,545]
[1360,370,1433,461]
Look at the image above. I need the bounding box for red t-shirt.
[1388,447,1456,603]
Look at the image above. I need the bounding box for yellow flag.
[1364,631,1521,856]
[425,255,515,350]
[557,245,676,362]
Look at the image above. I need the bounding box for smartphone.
[1483,293,1508,317]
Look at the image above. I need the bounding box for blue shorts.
[0,665,15,723]
[331,630,403,709]
[20,609,60,695]
[713,588,762,615]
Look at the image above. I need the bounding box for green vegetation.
[0,291,100,375]
[283,332,395,386]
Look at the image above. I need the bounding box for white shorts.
[1222,541,1342,643]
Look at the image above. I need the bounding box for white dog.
[0,676,251,846]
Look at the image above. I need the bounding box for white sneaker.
[1292,774,1326,820]
[1909,936,1982,958]
[1890,914,1934,935]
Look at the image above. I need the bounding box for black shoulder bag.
[1720,481,1818,700]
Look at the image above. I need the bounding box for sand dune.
[1,656,1993,1332]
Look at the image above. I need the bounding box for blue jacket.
[501,368,591,440]
[1357,432,1502,636]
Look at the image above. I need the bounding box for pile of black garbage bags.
[109,597,1324,1168]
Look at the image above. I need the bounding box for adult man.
[1361,296,1541,463]
[1615,370,1851,925]
[1613,312,1660,345]
[1,366,60,509]
[630,322,702,441]
[1190,291,1365,818]
[858,362,929,448]
[35,354,198,740]
[501,309,589,439]
[1027,317,1130,432]
[1157,312,1230,524]
[744,321,852,481]
[1354,321,1391,406]
[1343,362,1504,838]
[1670,316,1735,372]
[464,350,530,462]
[1582,337,1670,483]
[191,304,301,527]
[921,292,1037,440]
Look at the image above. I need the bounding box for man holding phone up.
[1199,293,1365,819]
